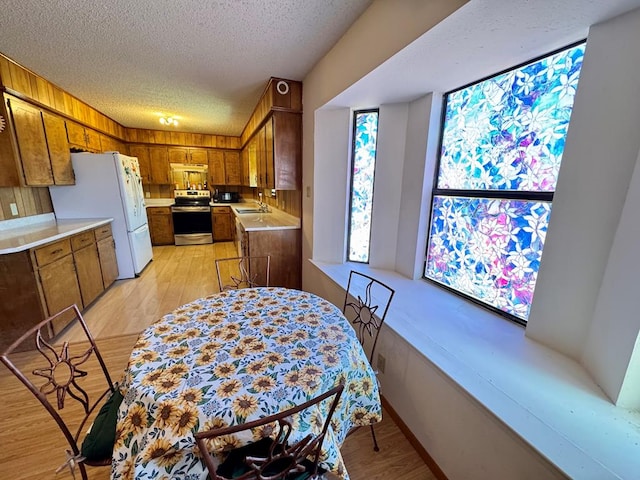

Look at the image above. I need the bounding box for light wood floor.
[0,243,437,480]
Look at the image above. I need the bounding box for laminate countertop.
[145,199,300,231]
[0,213,113,254]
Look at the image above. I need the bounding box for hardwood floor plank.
[0,243,438,480]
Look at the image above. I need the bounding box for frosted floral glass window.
[348,110,379,263]
[425,43,585,323]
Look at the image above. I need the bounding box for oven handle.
[171,206,211,213]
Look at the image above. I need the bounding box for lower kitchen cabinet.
[147,206,174,245]
[71,230,104,308]
[239,226,301,289]
[36,242,84,336]
[0,223,116,351]
[212,206,233,241]
[95,223,118,288]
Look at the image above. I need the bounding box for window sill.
[310,260,640,479]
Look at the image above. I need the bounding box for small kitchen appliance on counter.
[214,191,239,203]
[172,190,213,245]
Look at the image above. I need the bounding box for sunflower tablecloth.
[111,287,381,480]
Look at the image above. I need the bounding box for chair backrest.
[215,255,271,291]
[343,270,395,365]
[0,304,116,480]
[195,384,344,480]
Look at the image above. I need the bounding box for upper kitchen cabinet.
[148,145,171,184]
[129,144,151,183]
[168,147,208,165]
[0,94,74,186]
[66,121,102,152]
[243,111,301,190]
[208,149,242,186]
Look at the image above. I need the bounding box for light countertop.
[0,214,113,254]
[231,204,300,231]
[145,199,300,231]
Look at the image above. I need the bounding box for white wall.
[526,9,640,365]
[302,1,640,478]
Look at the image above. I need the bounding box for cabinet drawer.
[212,206,231,214]
[94,223,113,241]
[33,239,72,267]
[71,230,96,251]
[147,206,172,215]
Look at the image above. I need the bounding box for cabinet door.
[38,254,83,335]
[97,236,119,288]
[168,147,188,164]
[148,207,174,245]
[212,207,232,241]
[149,146,171,184]
[224,151,241,185]
[272,112,301,190]
[42,111,74,184]
[241,147,250,186]
[264,118,275,189]
[257,126,267,187]
[8,96,54,185]
[74,243,104,307]
[189,148,208,165]
[208,149,226,185]
[129,144,151,183]
[66,121,87,148]
[85,128,102,152]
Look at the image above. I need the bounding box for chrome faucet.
[258,192,269,212]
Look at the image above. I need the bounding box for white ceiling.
[327,0,640,110]
[2,0,640,139]
[0,0,372,136]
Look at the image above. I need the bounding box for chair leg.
[370,424,380,452]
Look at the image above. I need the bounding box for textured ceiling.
[0,0,372,135]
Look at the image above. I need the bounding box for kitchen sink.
[236,208,268,213]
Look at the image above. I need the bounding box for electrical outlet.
[9,202,18,216]
[377,353,386,374]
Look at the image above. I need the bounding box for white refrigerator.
[49,152,153,279]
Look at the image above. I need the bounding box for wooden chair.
[0,304,121,480]
[342,270,395,452]
[215,255,271,291]
[195,384,344,480]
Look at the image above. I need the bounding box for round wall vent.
[276,80,290,95]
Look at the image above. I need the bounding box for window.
[424,42,586,324]
[348,109,379,263]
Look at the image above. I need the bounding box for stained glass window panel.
[426,196,551,321]
[438,44,585,192]
[348,111,379,263]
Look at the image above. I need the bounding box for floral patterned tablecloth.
[111,287,381,480]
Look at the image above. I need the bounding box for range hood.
[170,163,208,190]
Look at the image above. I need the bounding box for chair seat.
[217,438,325,479]
[81,388,124,463]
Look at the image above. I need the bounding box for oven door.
[172,205,213,245]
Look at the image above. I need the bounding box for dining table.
[110,287,382,480]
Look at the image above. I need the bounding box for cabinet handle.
[51,248,63,255]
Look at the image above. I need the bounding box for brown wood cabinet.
[169,147,208,165]
[242,111,300,190]
[66,121,101,152]
[238,223,301,289]
[147,206,174,245]
[209,149,242,186]
[42,111,75,184]
[212,206,233,241]
[95,223,118,288]
[148,146,171,184]
[0,223,117,351]
[129,144,152,183]
[71,230,104,308]
[0,95,73,187]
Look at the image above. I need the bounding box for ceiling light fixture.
[159,116,179,127]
